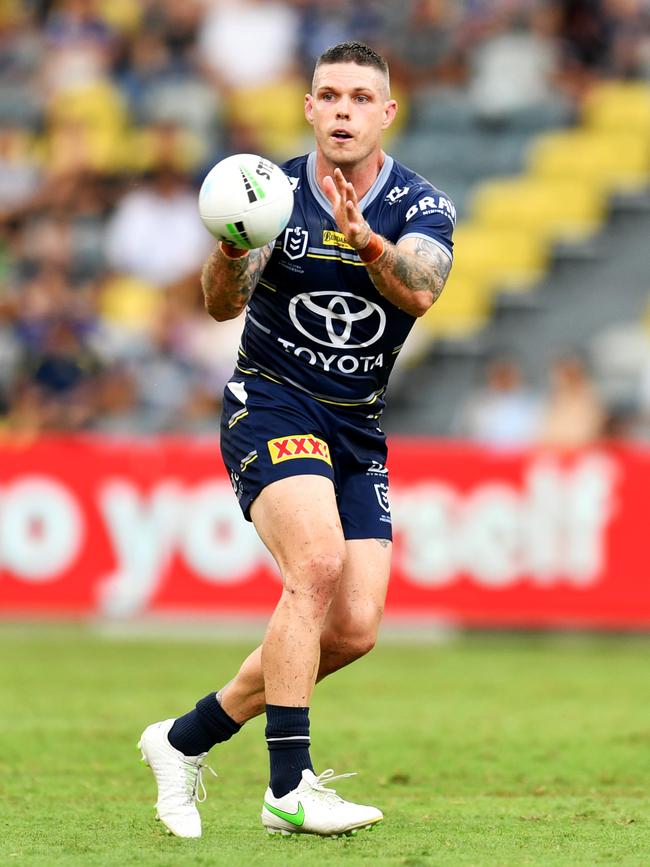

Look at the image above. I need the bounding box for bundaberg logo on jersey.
[322,229,353,250]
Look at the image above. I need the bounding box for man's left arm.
[364,235,452,317]
[323,168,452,318]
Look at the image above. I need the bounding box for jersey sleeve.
[397,184,456,261]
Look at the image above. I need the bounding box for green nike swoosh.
[263,800,305,827]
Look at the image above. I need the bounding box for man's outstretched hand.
[322,168,373,251]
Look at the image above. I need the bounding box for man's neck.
[314,150,386,202]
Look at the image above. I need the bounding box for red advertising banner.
[0,437,648,628]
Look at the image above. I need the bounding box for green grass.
[1,627,649,866]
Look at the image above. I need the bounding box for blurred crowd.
[456,339,650,451]
[1,0,650,437]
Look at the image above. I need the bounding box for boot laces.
[183,757,217,805]
[309,768,357,801]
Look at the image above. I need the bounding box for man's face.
[305,62,397,167]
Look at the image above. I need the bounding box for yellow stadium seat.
[419,270,492,339]
[48,81,128,133]
[529,129,650,194]
[452,223,549,293]
[43,121,124,174]
[226,77,310,159]
[470,177,606,243]
[100,275,162,329]
[583,81,650,135]
[126,126,207,174]
[98,0,142,34]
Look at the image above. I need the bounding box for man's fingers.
[333,167,349,197]
[345,181,358,205]
[322,175,339,206]
[346,199,362,223]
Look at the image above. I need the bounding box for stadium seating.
[450,225,549,293]
[529,130,650,195]
[414,81,650,344]
[420,269,492,339]
[471,177,606,242]
[582,81,650,135]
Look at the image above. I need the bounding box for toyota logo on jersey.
[289,292,386,349]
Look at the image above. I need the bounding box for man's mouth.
[331,129,354,141]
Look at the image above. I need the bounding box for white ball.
[198,153,294,249]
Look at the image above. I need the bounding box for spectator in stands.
[0,2,43,126]
[91,365,150,435]
[42,0,117,100]
[467,5,563,122]
[558,0,650,84]
[559,0,612,77]
[537,351,606,449]
[297,0,383,77]
[379,0,464,91]
[21,315,102,431]
[104,164,212,288]
[454,355,543,449]
[119,299,213,432]
[197,0,300,92]
[0,127,42,212]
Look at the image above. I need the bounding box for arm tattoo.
[201,243,273,321]
[375,538,391,548]
[367,236,452,316]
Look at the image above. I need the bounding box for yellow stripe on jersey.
[306,253,366,267]
[309,390,383,408]
[235,364,258,375]
[227,409,248,429]
[259,371,283,384]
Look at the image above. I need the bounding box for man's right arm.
[201,242,274,321]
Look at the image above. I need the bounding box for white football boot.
[261,768,383,837]
[138,718,216,838]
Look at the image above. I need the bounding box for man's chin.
[321,144,364,168]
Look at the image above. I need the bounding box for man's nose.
[336,98,351,119]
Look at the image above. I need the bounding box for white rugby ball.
[198,153,294,249]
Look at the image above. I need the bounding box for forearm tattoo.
[367,236,452,314]
[201,244,272,320]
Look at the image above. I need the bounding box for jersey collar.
[306,151,394,219]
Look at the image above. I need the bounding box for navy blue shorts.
[219,374,392,540]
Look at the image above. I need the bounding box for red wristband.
[219,241,250,259]
[357,233,385,264]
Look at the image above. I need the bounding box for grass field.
[1,626,649,866]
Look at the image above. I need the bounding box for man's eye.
[356,95,369,103]
[322,93,334,101]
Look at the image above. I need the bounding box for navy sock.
[167,693,241,756]
[265,704,314,798]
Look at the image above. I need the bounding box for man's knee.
[321,608,382,666]
[282,549,346,607]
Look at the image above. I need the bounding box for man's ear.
[382,99,398,130]
[304,93,314,126]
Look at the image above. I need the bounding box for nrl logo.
[385,185,409,205]
[374,483,391,514]
[283,226,309,260]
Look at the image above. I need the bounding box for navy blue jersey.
[238,152,455,414]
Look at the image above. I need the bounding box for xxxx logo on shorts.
[267,434,331,466]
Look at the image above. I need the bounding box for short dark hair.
[314,41,389,78]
